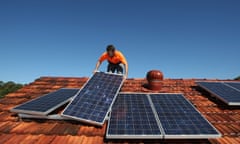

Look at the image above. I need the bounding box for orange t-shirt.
[99,50,127,65]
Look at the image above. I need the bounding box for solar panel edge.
[18,113,69,120]
[106,135,162,139]
[61,114,105,126]
[10,109,47,116]
[228,102,240,106]
[163,134,221,139]
[11,88,80,116]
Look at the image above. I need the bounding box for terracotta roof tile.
[0,76,240,143]
[0,104,16,112]
[0,97,27,105]
[49,122,79,135]
[50,135,70,144]
[3,134,28,144]
[0,134,13,144]
[77,123,106,137]
[0,134,56,144]
[49,135,103,144]
[0,121,20,133]
[210,137,240,144]
[0,111,18,122]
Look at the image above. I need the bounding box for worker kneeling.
[94,45,128,78]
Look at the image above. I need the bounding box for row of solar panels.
[11,91,221,139]
[10,72,224,139]
[11,72,124,126]
[107,93,221,139]
[197,82,240,106]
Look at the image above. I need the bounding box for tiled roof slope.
[0,77,240,144]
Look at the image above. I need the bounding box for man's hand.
[123,74,128,80]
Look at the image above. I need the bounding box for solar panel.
[106,93,163,139]
[197,82,240,106]
[150,94,220,139]
[225,82,240,91]
[107,93,221,139]
[11,88,79,115]
[61,72,124,126]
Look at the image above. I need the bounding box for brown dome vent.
[146,70,163,91]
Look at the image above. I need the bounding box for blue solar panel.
[11,88,79,115]
[106,93,162,139]
[150,94,220,139]
[225,82,240,91]
[107,93,220,139]
[197,82,240,106]
[61,72,124,126]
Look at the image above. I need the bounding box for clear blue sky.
[0,0,239,84]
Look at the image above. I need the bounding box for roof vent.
[146,70,163,91]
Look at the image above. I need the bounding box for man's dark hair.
[106,45,116,52]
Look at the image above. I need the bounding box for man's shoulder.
[115,50,123,55]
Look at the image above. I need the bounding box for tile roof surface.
[0,76,240,144]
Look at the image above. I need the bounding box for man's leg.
[116,63,124,74]
[107,63,116,73]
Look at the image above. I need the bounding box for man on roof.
[94,44,128,78]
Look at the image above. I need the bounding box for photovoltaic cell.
[197,82,240,106]
[61,72,124,126]
[225,82,240,91]
[107,93,221,139]
[11,88,79,115]
[106,93,162,139]
[150,94,220,139]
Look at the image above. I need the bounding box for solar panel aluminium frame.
[18,113,69,120]
[197,82,240,106]
[61,72,124,126]
[11,88,80,116]
[106,92,221,139]
[106,92,164,139]
[151,93,221,139]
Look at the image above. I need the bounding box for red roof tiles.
[0,76,240,144]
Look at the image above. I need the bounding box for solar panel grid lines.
[146,94,165,137]
[197,82,240,106]
[106,93,162,139]
[61,72,124,126]
[106,93,221,139]
[224,82,240,92]
[11,88,80,115]
[150,94,221,139]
